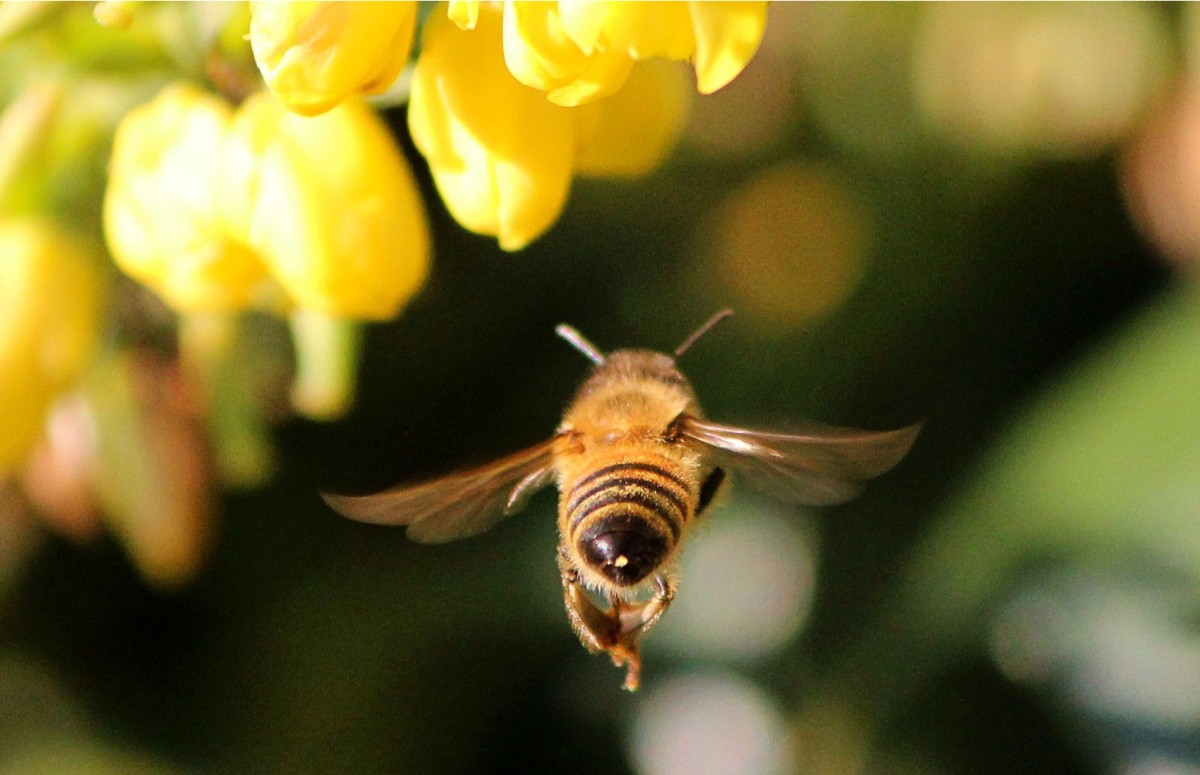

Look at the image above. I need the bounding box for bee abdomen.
[567,461,689,586]
[570,486,682,541]
[567,462,690,534]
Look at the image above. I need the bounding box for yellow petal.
[561,1,769,94]
[557,0,608,55]
[545,53,634,107]
[250,1,417,116]
[503,1,585,90]
[410,7,575,250]
[503,1,634,106]
[575,59,690,178]
[688,1,769,94]
[223,92,430,319]
[447,0,479,30]
[599,2,695,61]
[103,83,268,313]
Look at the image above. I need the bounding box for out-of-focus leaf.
[798,281,1200,774]
[0,2,60,50]
[0,78,63,211]
[903,280,1200,645]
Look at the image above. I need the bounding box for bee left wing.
[322,437,561,544]
[676,416,920,506]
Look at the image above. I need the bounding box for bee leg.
[611,643,642,692]
[556,551,673,692]
[609,573,676,692]
[605,591,643,691]
[558,550,621,654]
[624,573,676,636]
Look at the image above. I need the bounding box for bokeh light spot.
[630,671,791,775]
[1120,87,1200,267]
[706,162,870,331]
[785,4,928,160]
[914,4,1170,157]
[1120,757,1200,775]
[991,569,1200,728]
[656,495,815,661]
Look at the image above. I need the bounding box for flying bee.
[323,310,919,690]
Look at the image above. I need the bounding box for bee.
[323,311,919,690]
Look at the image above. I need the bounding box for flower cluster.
[0,1,768,586]
[248,0,767,248]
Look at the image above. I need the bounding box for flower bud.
[0,220,104,471]
[104,82,270,313]
[409,6,574,250]
[250,1,418,116]
[220,91,430,319]
[411,5,692,250]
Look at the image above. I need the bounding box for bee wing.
[322,438,560,544]
[676,416,920,506]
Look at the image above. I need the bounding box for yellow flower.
[409,6,576,251]
[106,82,429,321]
[104,83,270,313]
[249,1,418,117]
[0,220,104,471]
[501,1,768,104]
[220,91,430,320]
[410,5,690,250]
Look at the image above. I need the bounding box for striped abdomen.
[563,459,694,587]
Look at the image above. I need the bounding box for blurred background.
[5,3,1200,774]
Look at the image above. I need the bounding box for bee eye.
[579,515,667,586]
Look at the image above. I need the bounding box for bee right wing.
[322,437,561,544]
[676,416,920,506]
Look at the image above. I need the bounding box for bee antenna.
[674,309,733,357]
[555,324,606,366]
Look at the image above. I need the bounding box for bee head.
[578,513,668,587]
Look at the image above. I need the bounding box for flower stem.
[288,309,363,421]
